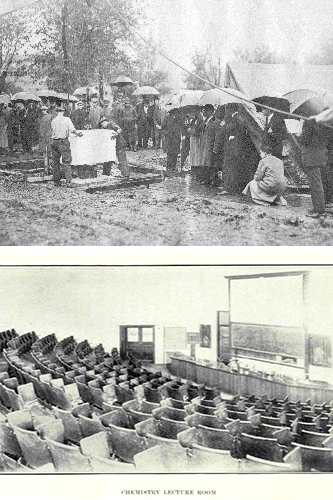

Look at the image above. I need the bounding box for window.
[142,327,154,342]
[127,328,139,342]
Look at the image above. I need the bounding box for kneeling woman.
[242,147,287,206]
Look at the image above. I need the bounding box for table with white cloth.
[68,129,117,165]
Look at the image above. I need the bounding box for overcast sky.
[143,0,333,88]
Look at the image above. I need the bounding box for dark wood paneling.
[169,357,333,405]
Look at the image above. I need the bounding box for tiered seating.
[2,330,333,472]
[0,329,17,354]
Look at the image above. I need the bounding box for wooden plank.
[85,176,163,193]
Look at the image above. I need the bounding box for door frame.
[119,325,156,363]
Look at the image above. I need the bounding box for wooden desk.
[169,356,333,405]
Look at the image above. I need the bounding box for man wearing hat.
[70,101,87,130]
[119,97,137,151]
[102,99,113,121]
[51,105,83,188]
[89,97,102,129]
[99,117,129,178]
[39,105,52,160]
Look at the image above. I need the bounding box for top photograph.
[1,0,333,246]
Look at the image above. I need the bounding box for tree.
[232,44,289,64]
[0,8,39,93]
[184,47,224,90]
[132,39,172,95]
[31,0,144,92]
[306,39,333,65]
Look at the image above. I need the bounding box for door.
[217,311,232,363]
[120,325,155,363]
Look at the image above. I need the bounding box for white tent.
[225,62,333,99]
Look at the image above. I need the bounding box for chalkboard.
[231,323,304,357]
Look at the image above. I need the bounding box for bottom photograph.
[0,263,332,474]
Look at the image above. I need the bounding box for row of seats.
[0,329,17,352]
[2,331,333,472]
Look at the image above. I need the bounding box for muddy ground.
[1,149,333,246]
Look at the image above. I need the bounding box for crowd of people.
[1,89,333,217]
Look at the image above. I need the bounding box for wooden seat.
[0,421,22,458]
[7,409,34,430]
[106,409,146,463]
[12,426,52,468]
[143,384,162,404]
[6,387,23,411]
[79,415,105,437]
[299,430,331,447]
[80,431,109,458]
[53,407,83,444]
[134,444,188,472]
[288,443,333,472]
[74,375,94,404]
[240,433,286,462]
[46,438,92,472]
[158,416,189,440]
[161,397,189,410]
[17,383,38,406]
[89,455,136,472]
[122,398,159,414]
[185,413,224,429]
[152,406,187,422]
[197,425,234,450]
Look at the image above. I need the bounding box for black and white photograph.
[0,263,333,474]
[2,0,333,245]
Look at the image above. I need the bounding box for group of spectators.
[162,100,333,217]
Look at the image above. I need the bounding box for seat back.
[198,425,233,450]
[6,387,23,411]
[53,407,82,444]
[300,430,331,447]
[13,426,52,468]
[17,383,38,405]
[79,415,105,437]
[241,433,285,462]
[75,377,93,404]
[7,409,33,430]
[46,438,92,472]
[108,421,145,463]
[294,443,333,472]
[80,431,109,459]
[158,417,188,440]
[0,422,22,457]
[38,420,65,443]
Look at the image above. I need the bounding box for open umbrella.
[283,88,333,118]
[132,86,160,96]
[73,86,98,97]
[111,75,134,87]
[199,87,255,114]
[0,94,11,105]
[11,91,41,102]
[37,90,59,99]
[252,92,290,113]
[179,90,205,108]
[165,92,186,110]
[57,93,79,102]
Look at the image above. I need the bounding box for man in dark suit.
[136,97,150,148]
[261,108,288,159]
[199,104,218,184]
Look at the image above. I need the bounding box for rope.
[105,0,333,129]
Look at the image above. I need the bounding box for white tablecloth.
[68,129,117,166]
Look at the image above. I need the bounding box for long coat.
[299,120,329,168]
[39,113,52,152]
[223,115,260,193]
[261,113,288,159]
[200,117,218,167]
[162,114,182,154]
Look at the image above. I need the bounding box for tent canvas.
[225,62,333,99]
